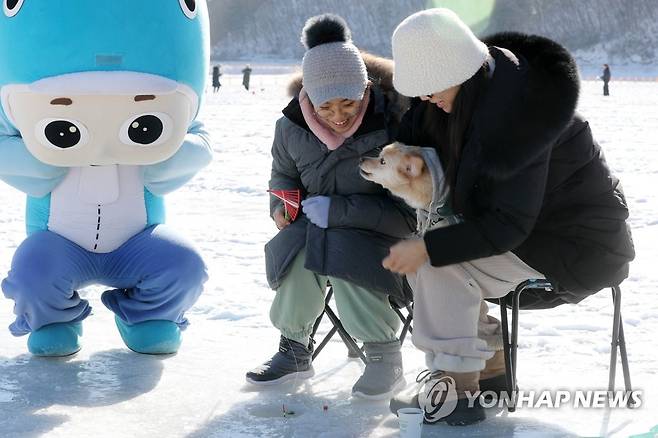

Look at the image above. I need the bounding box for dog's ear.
[402,155,425,177]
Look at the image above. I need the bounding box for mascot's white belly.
[48,165,147,253]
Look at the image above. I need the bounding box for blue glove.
[302,196,331,229]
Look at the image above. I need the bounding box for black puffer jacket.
[397,33,635,308]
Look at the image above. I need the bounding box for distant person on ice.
[246,14,416,400]
[241,64,252,91]
[212,65,222,93]
[602,63,611,96]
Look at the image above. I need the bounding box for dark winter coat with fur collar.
[397,33,635,308]
[265,55,416,303]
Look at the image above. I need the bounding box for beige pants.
[407,252,543,373]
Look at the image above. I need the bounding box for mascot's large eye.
[178,0,197,19]
[120,113,173,147]
[3,0,25,17]
[35,119,89,150]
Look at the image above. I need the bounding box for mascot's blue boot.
[28,322,83,357]
[114,316,181,355]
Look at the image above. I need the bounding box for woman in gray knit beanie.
[246,14,417,401]
[299,14,369,141]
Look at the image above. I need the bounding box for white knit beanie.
[392,8,489,97]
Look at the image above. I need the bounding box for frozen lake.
[0,72,656,437]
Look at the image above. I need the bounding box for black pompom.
[301,14,351,49]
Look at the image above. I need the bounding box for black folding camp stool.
[498,279,634,412]
[309,284,413,364]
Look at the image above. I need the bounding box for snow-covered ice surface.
[0,71,657,438]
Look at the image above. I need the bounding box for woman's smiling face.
[314,97,362,134]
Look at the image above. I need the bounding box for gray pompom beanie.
[301,14,368,106]
[392,8,489,97]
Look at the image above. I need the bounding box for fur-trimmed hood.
[475,32,580,180]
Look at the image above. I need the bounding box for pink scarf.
[299,86,370,150]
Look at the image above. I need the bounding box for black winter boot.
[246,336,314,385]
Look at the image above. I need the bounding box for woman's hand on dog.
[383,238,429,274]
[273,206,291,230]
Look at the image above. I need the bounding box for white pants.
[407,252,543,373]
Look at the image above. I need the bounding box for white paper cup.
[397,407,423,438]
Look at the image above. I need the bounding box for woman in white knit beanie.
[384,8,634,426]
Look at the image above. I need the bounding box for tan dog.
[360,142,433,210]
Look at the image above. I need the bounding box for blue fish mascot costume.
[0,0,212,356]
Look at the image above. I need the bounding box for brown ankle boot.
[424,370,484,425]
[479,350,509,396]
[480,350,505,381]
[446,370,481,398]
[390,369,485,426]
